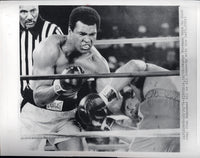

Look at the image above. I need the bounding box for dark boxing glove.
[76,85,118,130]
[76,102,114,131]
[76,93,106,127]
[53,66,84,97]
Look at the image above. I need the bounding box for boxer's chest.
[55,52,105,74]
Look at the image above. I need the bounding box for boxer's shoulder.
[90,46,109,71]
[33,35,66,66]
[90,46,104,59]
[45,34,67,46]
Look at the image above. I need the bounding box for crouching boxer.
[76,59,180,152]
[20,6,110,151]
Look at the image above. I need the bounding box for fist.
[53,66,84,96]
[60,66,84,89]
[75,93,107,129]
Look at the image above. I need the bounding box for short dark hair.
[69,6,101,31]
[120,87,135,114]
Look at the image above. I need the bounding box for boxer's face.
[19,6,39,29]
[124,96,140,120]
[69,21,97,54]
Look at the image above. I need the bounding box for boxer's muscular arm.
[32,35,64,107]
[108,60,177,93]
[109,60,178,95]
[90,46,111,92]
[109,60,146,92]
[91,46,110,73]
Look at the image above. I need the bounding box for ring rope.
[21,129,180,139]
[87,144,129,151]
[95,36,179,45]
[20,70,180,81]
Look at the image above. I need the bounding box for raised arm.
[109,60,147,92]
[109,60,179,93]
[32,36,60,107]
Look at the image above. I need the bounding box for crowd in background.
[97,23,179,72]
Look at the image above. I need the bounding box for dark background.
[39,6,179,71]
[39,6,179,37]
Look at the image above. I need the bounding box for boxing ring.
[20,36,180,151]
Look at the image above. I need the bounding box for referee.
[19,5,63,110]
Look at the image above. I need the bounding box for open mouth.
[81,44,91,50]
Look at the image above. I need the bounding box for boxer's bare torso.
[32,34,109,107]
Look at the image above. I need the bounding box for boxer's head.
[121,86,142,123]
[68,6,101,54]
[19,5,39,29]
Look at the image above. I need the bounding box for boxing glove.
[80,85,118,115]
[76,85,118,129]
[76,101,111,131]
[77,93,106,122]
[53,66,84,97]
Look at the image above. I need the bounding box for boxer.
[77,59,180,152]
[20,6,110,151]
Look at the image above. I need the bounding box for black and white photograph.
[19,5,180,152]
[0,0,199,157]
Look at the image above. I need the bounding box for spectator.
[162,49,179,70]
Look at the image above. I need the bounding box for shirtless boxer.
[20,6,110,151]
[77,59,180,152]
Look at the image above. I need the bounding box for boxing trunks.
[20,102,80,150]
[20,88,81,150]
[20,82,93,150]
[130,88,180,152]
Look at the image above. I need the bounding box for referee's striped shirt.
[20,16,63,94]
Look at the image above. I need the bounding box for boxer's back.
[143,76,180,96]
[142,63,180,96]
